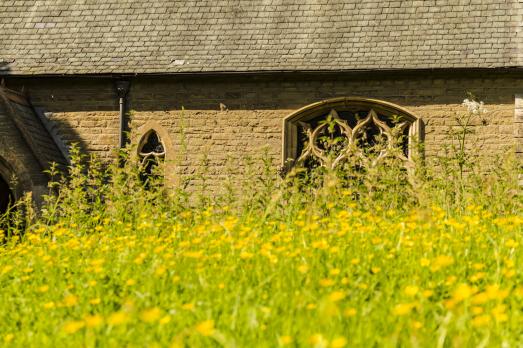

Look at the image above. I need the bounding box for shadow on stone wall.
[3,70,519,118]
[3,76,114,162]
[39,113,91,161]
[127,71,519,112]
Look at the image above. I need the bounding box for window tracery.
[138,130,165,184]
[283,98,423,171]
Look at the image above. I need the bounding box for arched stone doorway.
[0,174,13,215]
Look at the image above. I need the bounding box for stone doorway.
[0,175,13,215]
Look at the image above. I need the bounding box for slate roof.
[0,86,69,169]
[0,0,521,75]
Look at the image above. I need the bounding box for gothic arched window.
[282,97,423,170]
[138,130,166,185]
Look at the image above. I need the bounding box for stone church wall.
[5,71,522,192]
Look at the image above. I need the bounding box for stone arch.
[134,121,175,185]
[0,155,34,201]
[282,97,424,168]
[0,155,34,215]
[134,121,174,161]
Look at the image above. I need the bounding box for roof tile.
[0,0,521,75]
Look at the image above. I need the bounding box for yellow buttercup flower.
[181,303,195,311]
[240,251,254,259]
[3,334,14,343]
[452,284,475,302]
[411,321,423,329]
[319,278,334,287]
[154,266,167,277]
[392,303,416,316]
[260,306,271,315]
[107,312,129,326]
[371,267,381,274]
[37,285,49,293]
[84,314,103,328]
[485,284,509,300]
[445,276,457,286]
[140,308,162,323]
[422,290,433,298]
[343,307,357,317]
[308,334,327,347]
[297,264,309,274]
[471,314,491,328]
[472,263,485,270]
[505,239,519,248]
[278,335,293,345]
[328,291,346,302]
[306,303,317,310]
[1,265,13,274]
[420,257,430,267]
[404,285,419,297]
[330,337,347,348]
[63,295,79,307]
[43,302,55,309]
[329,268,341,276]
[62,320,85,334]
[491,305,508,323]
[431,256,454,272]
[195,320,215,336]
[159,315,171,325]
[90,298,101,305]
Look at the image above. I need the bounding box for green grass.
[0,204,522,347]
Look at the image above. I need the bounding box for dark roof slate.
[0,0,521,75]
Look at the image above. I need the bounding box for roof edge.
[3,66,523,79]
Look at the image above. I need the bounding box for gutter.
[3,66,523,79]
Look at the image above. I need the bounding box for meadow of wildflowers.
[1,200,522,347]
[0,102,522,347]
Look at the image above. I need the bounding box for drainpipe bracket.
[115,80,130,98]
